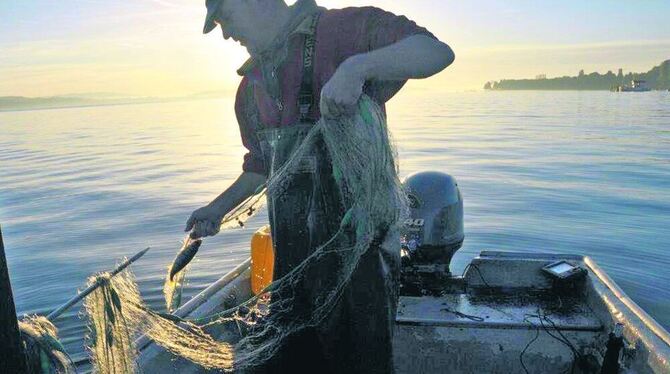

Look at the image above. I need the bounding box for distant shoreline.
[0,100,166,113]
[0,99,185,113]
[485,59,670,91]
[482,88,669,92]
[0,93,232,113]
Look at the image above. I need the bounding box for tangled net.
[84,271,235,372]
[82,95,407,372]
[210,94,409,370]
[19,315,75,373]
[164,186,267,314]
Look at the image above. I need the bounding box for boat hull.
[138,252,670,373]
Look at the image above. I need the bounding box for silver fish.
[169,239,202,281]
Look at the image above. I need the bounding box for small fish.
[169,239,202,281]
[165,273,184,313]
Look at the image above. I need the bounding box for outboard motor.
[400,171,464,295]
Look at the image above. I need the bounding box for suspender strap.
[298,13,321,122]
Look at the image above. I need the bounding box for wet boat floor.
[397,291,603,332]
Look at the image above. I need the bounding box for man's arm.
[185,171,266,239]
[350,34,454,81]
[320,35,454,117]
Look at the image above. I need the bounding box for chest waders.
[251,14,400,374]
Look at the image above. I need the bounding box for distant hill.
[0,96,96,111]
[0,90,233,112]
[485,60,670,91]
[0,95,169,112]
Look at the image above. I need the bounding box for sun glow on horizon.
[1,0,669,98]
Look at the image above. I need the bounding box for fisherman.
[185,0,453,372]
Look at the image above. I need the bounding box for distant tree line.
[485,60,670,90]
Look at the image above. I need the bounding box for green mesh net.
[19,315,76,374]
[79,95,407,372]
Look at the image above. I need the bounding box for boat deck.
[398,292,602,331]
[138,251,670,373]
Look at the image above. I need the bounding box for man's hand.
[185,204,223,239]
[320,56,367,118]
[184,171,266,240]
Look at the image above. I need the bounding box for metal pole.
[0,225,29,373]
[47,247,150,321]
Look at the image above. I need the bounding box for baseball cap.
[203,0,224,34]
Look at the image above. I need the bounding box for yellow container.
[250,225,274,295]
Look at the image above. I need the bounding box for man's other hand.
[185,204,223,239]
[320,55,367,119]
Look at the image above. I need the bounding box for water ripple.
[0,93,668,363]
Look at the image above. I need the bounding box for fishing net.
[84,274,139,374]
[208,94,409,370]
[84,270,235,372]
[82,95,407,372]
[19,315,76,373]
[164,187,267,314]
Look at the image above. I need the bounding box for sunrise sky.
[2,0,669,97]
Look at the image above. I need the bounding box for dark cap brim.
[203,19,217,34]
[203,0,224,34]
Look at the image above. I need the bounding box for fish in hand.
[169,238,202,281]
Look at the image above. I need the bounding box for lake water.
[1,90,669,365]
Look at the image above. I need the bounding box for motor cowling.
[400,171,464,294]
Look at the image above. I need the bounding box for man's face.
[216,0,272,55]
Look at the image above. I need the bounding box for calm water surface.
[1,90,669,363]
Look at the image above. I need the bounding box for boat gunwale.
[135,257,252,353]
[480,250,670,347]
[584,256,670,347]
[136,251,670,348]
[135,251,670,373]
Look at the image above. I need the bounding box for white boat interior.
[137,250,670,373]
[137,171,669,373]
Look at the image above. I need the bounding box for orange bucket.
[250,225,274,295]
